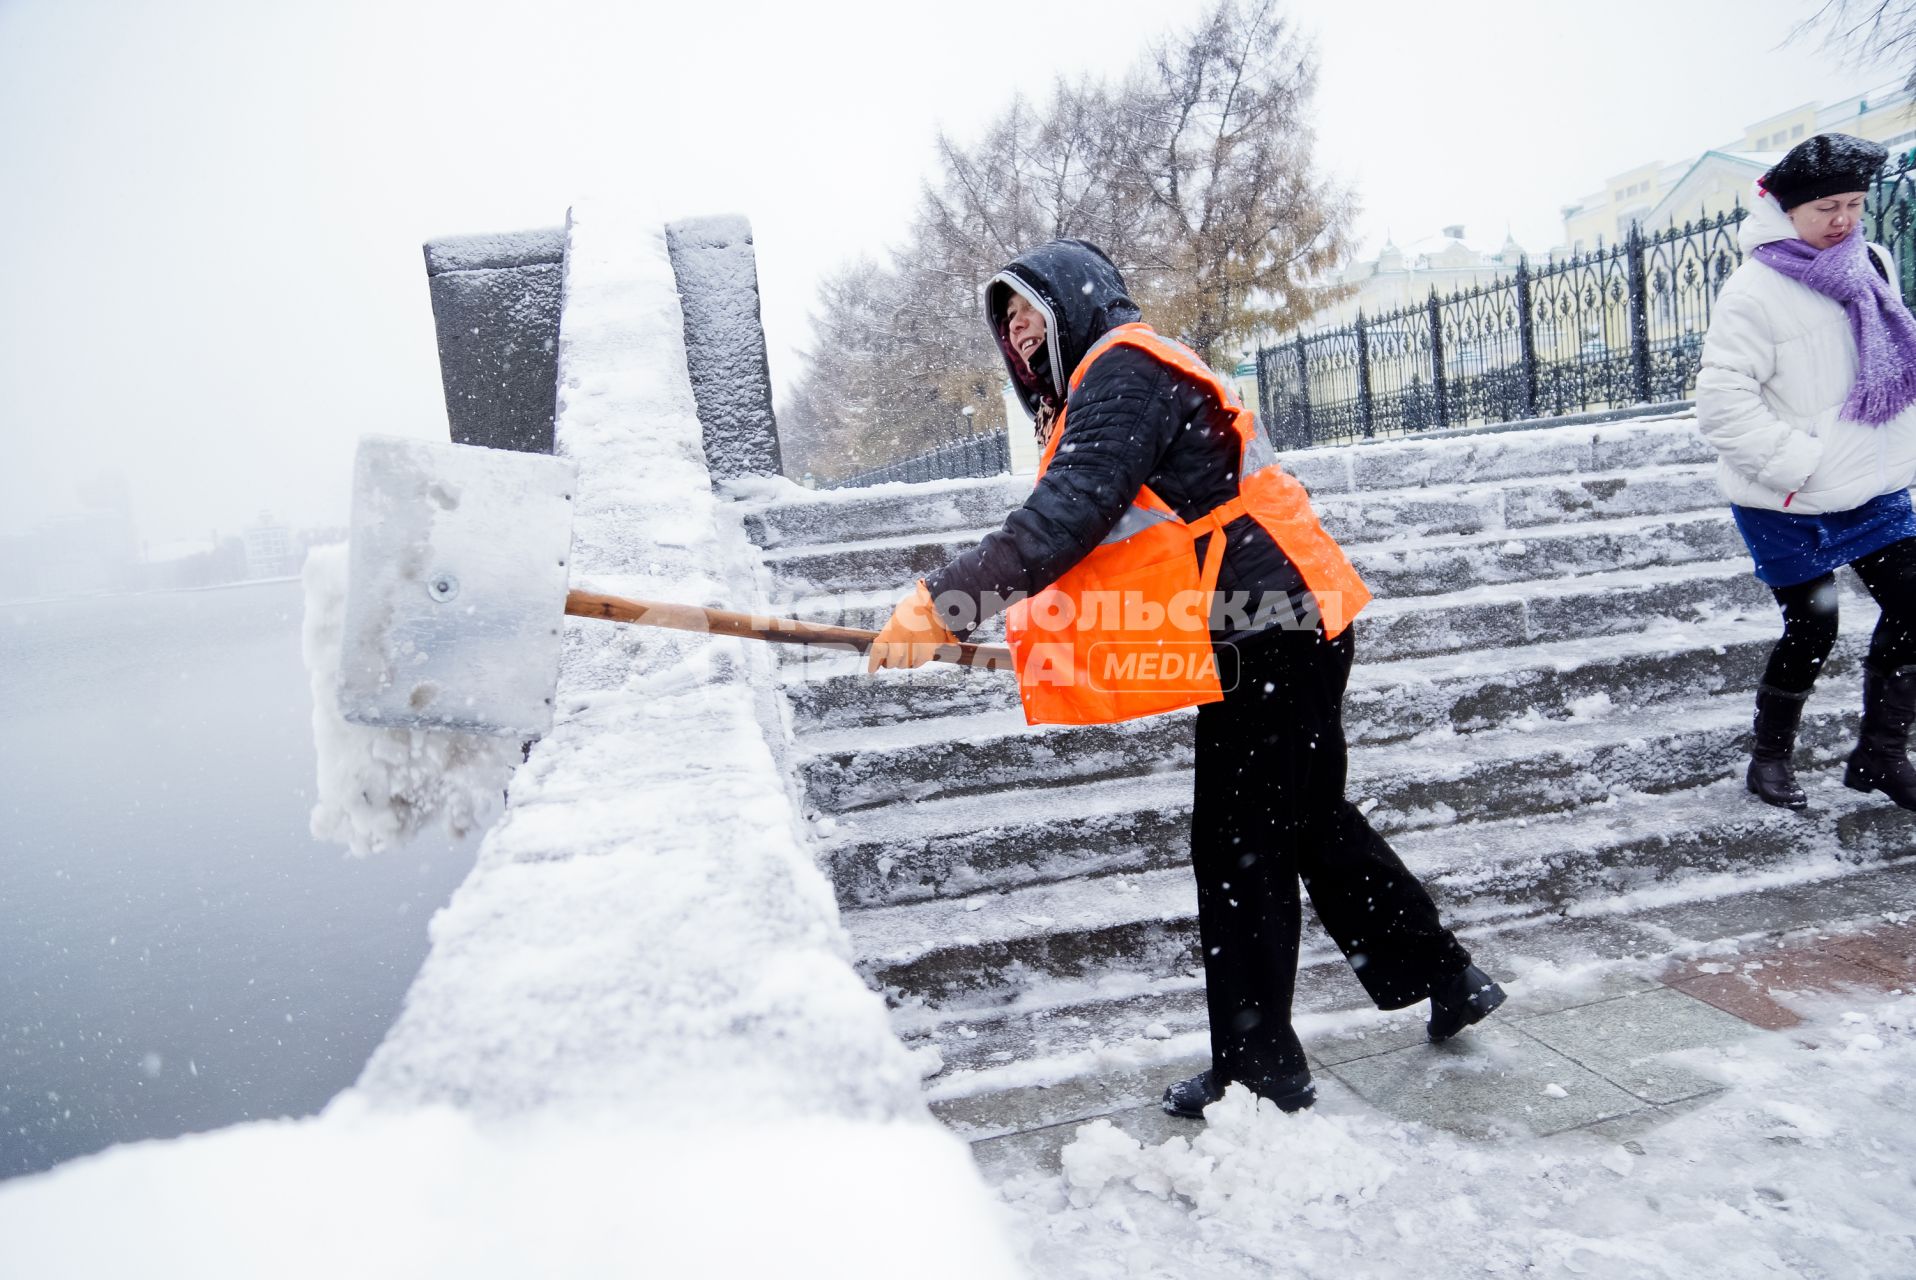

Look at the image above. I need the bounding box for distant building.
[242,512,293,580]
[1561,81,1916,252]
[1241,226,1530,386]
[142,535,246,592]
[1311,225,1529,329]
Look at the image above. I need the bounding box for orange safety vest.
[1003,324,1371,726]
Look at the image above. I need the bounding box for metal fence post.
[1255,347,1275,434]
[1626,223,1653,403]
[1427,290,1448,428]
[1354,310,1375,438]
[1293,332,1312,449]
[1514,259,1538,419]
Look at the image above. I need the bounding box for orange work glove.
[866,580,958,673]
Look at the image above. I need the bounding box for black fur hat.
[1762,132,1887,210]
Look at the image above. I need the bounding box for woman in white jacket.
[1696,133,1916,811]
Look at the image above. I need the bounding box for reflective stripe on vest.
[1003,324,1371,727]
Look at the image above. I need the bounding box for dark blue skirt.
[1731,490,1916,587]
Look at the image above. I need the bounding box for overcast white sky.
[0,0,1871,547]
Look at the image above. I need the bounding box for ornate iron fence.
[831,428,1011,489]
[1258,156,1916,450]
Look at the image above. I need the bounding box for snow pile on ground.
[302,543,519,855]
[1064,1088,1398,1226]
[1003,994,1916,1279]
[0,1096,1013,1279]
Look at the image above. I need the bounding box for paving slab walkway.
[964,867,1916,1183]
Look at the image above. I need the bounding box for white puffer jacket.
[1694,193,1916,514]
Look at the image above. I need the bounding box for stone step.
[738,413,1713,552]
[764,526,992,599]
[921,854,1916,1143]
[781,557,1797,734]
[1318,463,1721,545]
[742,457,1720,554]
[739,473,1026,548]
[816,677,1877,911]
[849,761,1915,1015]
[772,510,1767,658]
[1283,411,1713,496]
[1352,509,1742,600]
[743,474,1027,552]
[796,621,1862,816]
[764,506,1745,603]
[749,410,1916,1156]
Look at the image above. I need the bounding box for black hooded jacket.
[923,239,1310,638]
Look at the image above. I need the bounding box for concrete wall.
[424,228,566,455]
[425,217,785,483]
[664,216,784,481]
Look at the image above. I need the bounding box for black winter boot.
[1427,964,1507,1043]
[1161,1068,1315,1118]
[1844,665,1916,810]
[1747,684,1810,810]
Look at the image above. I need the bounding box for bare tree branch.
[783,0,1355,479]
[1799,0,1916,93]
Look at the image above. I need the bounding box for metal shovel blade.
[338,435,578,738]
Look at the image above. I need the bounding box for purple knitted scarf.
[1753,230,1916,425]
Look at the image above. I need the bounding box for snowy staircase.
[740,411,1916,1146]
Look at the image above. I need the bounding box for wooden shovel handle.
[563,589,1016,672]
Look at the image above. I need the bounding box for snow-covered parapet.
[0,207,1019,1278]
[355,204,925,1120]
[425,227,566,455]
[423,216,783,482]
[665,215,784,481]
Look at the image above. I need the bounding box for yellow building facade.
[1561,81,1916,253]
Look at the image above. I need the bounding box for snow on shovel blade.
[338,435,577,739]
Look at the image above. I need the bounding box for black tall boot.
[1844,665,1916,811]
[1747,684,1809,810]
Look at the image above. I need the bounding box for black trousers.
[1763,537,1916,692]
[1189,623,1472,1085]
